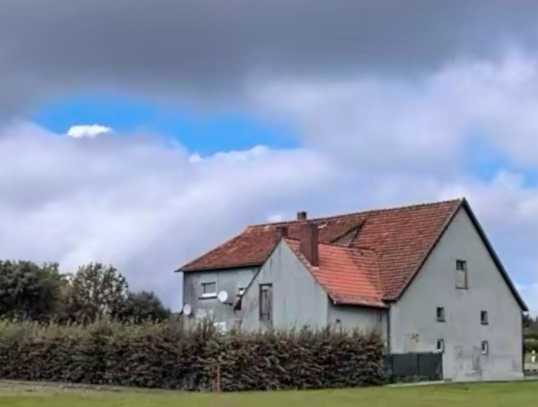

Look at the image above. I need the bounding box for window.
[481,310,489,325]
[259,284,273,322]
[436,338,445,353]
[481,340,489,355]
[201,281,217,298]
[436,307,446,322]
[456,259,468,289]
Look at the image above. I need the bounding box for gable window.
[436,338,445,353]
[481,340,489,355]
[456,259,469,289]
[259,284,273,323]
[201,281,217,298]
[436,307,446,322]
[481,310,489,325]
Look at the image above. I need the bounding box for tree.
[116,291,171,323]
[61,263,128,323]
[0,261,65,321]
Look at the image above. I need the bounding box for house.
[178,198,527,381]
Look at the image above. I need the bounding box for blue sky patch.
[32,94,299,154]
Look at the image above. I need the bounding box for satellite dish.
[217,290,229,304]
[183,303,192,316]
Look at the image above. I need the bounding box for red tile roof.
[286,239,386,308]
[180,199,464,303]
[181,198,528,310]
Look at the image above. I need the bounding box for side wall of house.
[390,207,523,381]
[241,241,329,331]
[182,267,258,330]
[327,305,388,341]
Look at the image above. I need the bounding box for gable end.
[395,199,527,311]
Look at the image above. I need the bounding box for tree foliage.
[0,261,65,321]
[61,263,129,323]
[116,291,171,323]
[0,260,170,324]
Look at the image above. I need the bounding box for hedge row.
[0,320,384,391]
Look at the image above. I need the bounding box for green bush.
[0,320,383,391]
[525,338,538,354]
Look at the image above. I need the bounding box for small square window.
[481,340,489,355]
[436,338,445,353]
[201,281,217,298]
[456,259,467,271]
[436,307,446,322]
[481,310,489,325]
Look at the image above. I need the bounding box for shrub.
[525,338,538,354]
[0,320,383,391]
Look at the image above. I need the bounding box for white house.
[178,199,527,381]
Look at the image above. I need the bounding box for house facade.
[178,199,527,381]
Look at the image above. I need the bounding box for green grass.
[0,380,537,407]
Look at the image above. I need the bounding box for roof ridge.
[248,198,465,228]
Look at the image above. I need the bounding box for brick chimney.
[297,211,307,221]
[275,225,288,242]
[300,222,319,266]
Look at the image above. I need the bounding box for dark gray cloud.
[2,0,538,116]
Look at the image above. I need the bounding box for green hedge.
[0,320,383,391]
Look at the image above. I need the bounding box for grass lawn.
[0,380,537,407]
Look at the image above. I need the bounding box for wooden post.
[213,364,221,392]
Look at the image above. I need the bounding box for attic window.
[436,307,446,322]
[456,259,468,289]
[201,281,217,298]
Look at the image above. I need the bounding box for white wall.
[390,207,523,381]
[183,267,257,330]
[328,304,388,341]
[241,240,329,331]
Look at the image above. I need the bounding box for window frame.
[481,340,489,355]
[480,310,489,325]
[436,338,445,353]
[436,306,446,322]
[456,259,469,289]
[259,283,273,322]
[200,281,217,299]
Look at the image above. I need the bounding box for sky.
[0,1,537,313]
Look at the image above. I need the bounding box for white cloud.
[0,122,333,310]
[2,52,538,314]
[67,124,113,139]
[252,50,538,171]
[1,121,537,313]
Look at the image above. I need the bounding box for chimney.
[275,225,288,242]
[297,211,308,221]
[300,222,319,266]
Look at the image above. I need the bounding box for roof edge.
[461,199,528,312]
[391,198,528,312]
